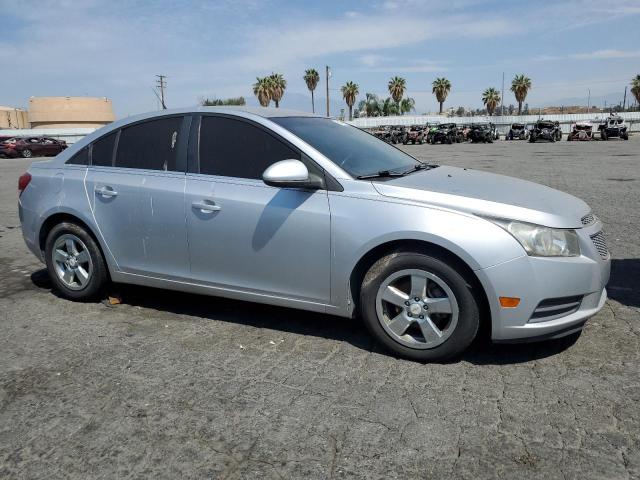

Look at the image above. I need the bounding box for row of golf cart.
[506,115,629,142]
[371,123,500,145]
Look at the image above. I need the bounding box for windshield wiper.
[399,163,437,176]
[356,170,405,179]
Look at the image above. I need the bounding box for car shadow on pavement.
[608,258,640,308]
[30,268,584,365]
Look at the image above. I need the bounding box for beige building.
[28,96,115,129]
[0,106,30,129]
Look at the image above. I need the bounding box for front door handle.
[192,200,221,213]
[95,186,118,197]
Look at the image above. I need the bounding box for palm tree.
[432,78,451,114]
[269,73,287,108]
[253,77,273,107]
[357,93,382,117]
[341,81,359,120]
[631,75,640,111]
[381,97,400,116]
[482,88,501,116]
[400,97,415,115]
[388,76,406,113]
[511,74,532,115]
[303,69,320,113]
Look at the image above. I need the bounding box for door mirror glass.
[263,159,323,189]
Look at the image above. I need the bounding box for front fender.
[327,190,525,316]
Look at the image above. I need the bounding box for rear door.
[184,114,332,304]
[85,116,191,279]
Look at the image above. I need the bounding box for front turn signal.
[499,297,521,308]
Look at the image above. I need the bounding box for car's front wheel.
[360,252,480,362]
[45,222,108,301]
[21,149,32,158]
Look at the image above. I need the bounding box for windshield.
[271,117,421,178]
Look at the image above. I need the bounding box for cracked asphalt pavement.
[1,138,639,479]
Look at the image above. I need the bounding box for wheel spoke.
[62,267,75,285]
[66,239,78,255]
[54,249,68,264]
[410,275,427,299]
[417,317,443,342]
[75,250,89,264]
[382,285,409,307]
[387,313,413,337]
[425,297,452,314]
[75,266,89,286]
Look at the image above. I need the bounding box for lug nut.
[424,305,429,310]
[405,301,410,306]
[407,313,412,317]
[419,315,424,319]
[414,297,420,301]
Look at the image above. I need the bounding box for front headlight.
[488,219,580,257]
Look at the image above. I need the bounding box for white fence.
[349,112,640,134]
[0,127,97,144]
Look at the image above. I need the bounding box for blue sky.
[1,0,639,117]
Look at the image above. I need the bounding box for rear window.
[67,146,89,165]
[92,132,117,167]
[115,117,183,171]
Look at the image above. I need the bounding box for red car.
[0,137,67,158]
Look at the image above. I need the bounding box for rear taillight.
[18,172,31,196]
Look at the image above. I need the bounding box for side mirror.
[262,159,324,190]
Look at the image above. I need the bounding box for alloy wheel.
[375,269,459,349]
[52,234,93,290]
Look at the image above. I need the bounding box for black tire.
[360,252,480,362]
[601,130,608,141]
[45,222,108,301]
[623,133,629,140]
[529,133,536,143]
[21,149,33,158]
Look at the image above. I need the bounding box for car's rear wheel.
[45,222,108,301]
[360,252,480,362]
[21,149,32,158]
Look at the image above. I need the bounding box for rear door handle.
[192,200,221,213]
[95,186,118,197]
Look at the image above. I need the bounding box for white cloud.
[571,49,640,60]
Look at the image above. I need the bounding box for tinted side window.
[67,146,89,165]
[92,132,117,167]
[115,117,183,171]
[199,116,300,179]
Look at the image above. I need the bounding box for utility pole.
[156,75,167,110]
[587,89,591,114]
[326,65,330,118]
[501,72,505,116]
[623,86,627,111]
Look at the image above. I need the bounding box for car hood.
[373,166,589,228]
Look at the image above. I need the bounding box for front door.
[185,115,331,305]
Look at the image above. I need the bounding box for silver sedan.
[18,107,610,361]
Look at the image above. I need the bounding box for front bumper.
[476,222,611,342]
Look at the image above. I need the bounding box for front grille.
[590,231,609,259]
[529,295,583,323]
[581,213,595,226]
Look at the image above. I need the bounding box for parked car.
[467,124,494,143]
[0,137,67,158]
[430,123,459,144]
[529,120,562,143]
[567,121,594,141]
[18,107,610,362]
[598,115,629,140]
[506,123,529,140]
[404,126,426,144]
